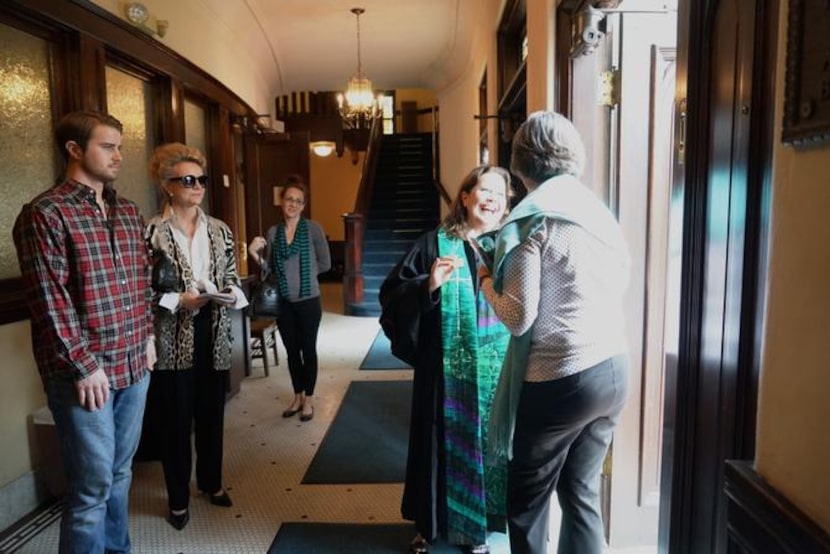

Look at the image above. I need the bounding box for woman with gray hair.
[145,143,248,530]
[479,112,630,554]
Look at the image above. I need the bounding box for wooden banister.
[343,115,383,312]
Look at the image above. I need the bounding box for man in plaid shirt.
[14,111,156,554]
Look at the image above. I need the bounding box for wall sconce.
[310,141,336,157]
[124,2,169,38]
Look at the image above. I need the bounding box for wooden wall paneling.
[212,105,237,237]
[724,461,830,553]
[554,9,573,116]
[154,77,185,144]
[77,34,106,112]
[0,0,259,325]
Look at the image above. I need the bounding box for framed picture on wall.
[782,0,830,145]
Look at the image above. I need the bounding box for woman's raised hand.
[428,256,463,293]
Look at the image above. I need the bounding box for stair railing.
[430,105,452,206]
[342,115,383,311]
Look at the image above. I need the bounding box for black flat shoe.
[209,490,233,507]
[167,510,189,530]
[282,407,301,418]
[299,407,314,422]
[409,535,429,553]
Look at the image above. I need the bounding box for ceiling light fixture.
[337,8,382,129]
[310,141,336,157]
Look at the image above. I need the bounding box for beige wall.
[309,150,364,242]
[0,321,45,486]
[90,0,275,115]
[437,0,557,201]
[755,0,830,532]
[436,0,504,205]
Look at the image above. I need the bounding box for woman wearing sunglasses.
[248,175,331,423]
[145,143,248,530]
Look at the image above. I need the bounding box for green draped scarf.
[273,218,311,298]
[438,228,510,545]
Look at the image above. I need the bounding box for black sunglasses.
[169,174,208,188]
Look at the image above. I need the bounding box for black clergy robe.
[378,228,479,542]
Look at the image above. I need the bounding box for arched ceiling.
[200,0,476,94]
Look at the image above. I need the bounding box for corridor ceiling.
[198,0,479,94]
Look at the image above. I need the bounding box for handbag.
[251,273,281,317]
[152,251,179,292]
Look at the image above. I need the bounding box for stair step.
[364,228,426,241]
[368,218,438,230]
[363,274,387,289]
[363,251,406,265]
[369,197,437,208]
[346,301,381,317]
[345,132,436,318]
[372,185,434,194]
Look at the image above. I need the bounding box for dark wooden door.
[243,131,311,238]
[660,0,775,551]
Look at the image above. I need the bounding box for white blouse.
[158,209,247,312]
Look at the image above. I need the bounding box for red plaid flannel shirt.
[13,179,153,389]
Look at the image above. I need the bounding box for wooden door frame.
[555,0,777,551]
[658,0,777,552]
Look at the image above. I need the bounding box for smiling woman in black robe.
[379,165,513,554]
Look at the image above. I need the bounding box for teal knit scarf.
[273,218,311,298]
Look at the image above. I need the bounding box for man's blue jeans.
[46,372,149,554]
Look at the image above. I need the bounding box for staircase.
[348,133,440,316]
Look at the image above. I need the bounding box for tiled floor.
[7,284,657,553]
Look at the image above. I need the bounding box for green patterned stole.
[273,218,311,298]
[438,229,510,545]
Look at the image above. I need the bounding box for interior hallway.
[4,283,652,554]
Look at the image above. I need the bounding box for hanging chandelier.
[337,8,381,129]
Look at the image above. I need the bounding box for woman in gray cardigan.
[248,175,331,422]
[146,143,248,530]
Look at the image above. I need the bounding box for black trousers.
[155,307,228,511]
[507,355,629,554]
[277,296,322,395]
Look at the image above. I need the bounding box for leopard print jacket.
[145,213,241,371]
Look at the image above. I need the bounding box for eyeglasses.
[283,197,305,205]
[169,175,208,188]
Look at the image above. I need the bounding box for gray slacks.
[507,355,629,554]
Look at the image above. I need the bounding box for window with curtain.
[105,65,157,219]
[0,22,56,279]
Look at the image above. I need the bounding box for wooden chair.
[249,318,279,376]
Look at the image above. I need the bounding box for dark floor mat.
[301,380,411,484]
[360,331,412,370]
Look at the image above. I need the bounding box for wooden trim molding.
[725,461,830,553]
[781,0,830,145]
[0,282,29,326]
